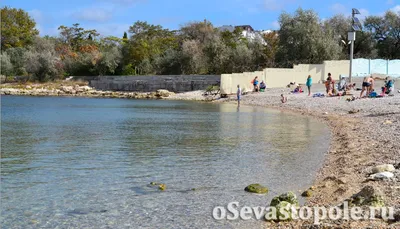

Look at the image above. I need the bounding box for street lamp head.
[352,8,361,15]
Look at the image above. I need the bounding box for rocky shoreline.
[220,86,400,228]
[0,84,178,99]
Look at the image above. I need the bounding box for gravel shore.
[220,84,400,228]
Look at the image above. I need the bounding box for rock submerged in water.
[270,191,299,207]
[244,184,268,194]
[158,184,166,191]
[301,189,312,197]
[267,192,299,221]
[149,182,166,191]
[275,201,294,221]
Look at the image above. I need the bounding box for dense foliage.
[1,6,399,81]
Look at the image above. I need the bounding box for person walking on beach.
[237,84,241,106]
[306,75,312,96]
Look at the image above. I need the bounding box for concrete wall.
[353,59,400,77]
[87,75,220,92]
[221,60,350,94]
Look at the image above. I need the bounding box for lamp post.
[348,31,355,83]
[349,8,361,83]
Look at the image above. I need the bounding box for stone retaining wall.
[83,75,220,92]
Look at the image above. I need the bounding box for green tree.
[154,49,182,74]
[263,31,279,67]
[24,37,63,81]
[180,40,207,74]
[220,27,246,49]
[364,11,400,59]
[58,23,99,50]
[123,21,178,73]
[0,53,14,76]
[1,7,39,49]
[180,20,216,43]
[276,8,341,67]
[5,47,28,75]
[327,14,377,59]
[94,46,122,75]
[203,35,229,74]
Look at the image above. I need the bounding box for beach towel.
[312,93,325,98]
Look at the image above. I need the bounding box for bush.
[24,50,62,82]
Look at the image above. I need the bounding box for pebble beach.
[221,84,400,228]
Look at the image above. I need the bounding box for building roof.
[235,25,254,31]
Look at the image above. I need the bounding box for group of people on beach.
[250,76,267,92]
[359,76,395,98]
[236,72,396,105]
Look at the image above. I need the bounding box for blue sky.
[2,0,399,37]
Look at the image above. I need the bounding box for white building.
[218,25,268,45]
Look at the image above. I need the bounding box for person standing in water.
[237,84,241,106]
[306,75,312,96]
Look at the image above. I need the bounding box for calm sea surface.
[1,96,330,228]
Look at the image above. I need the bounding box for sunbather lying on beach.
[293,85,303,93]
[346,83,356,91]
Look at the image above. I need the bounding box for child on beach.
[237,85,241,105]
[281,94,287,103]
[306,75,312,96]
[252,76,259,92]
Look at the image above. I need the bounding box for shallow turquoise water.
[1,96,330,228]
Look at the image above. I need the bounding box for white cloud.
[329,4,369,20]
[270,21,280,29]
[28,9,43,22]
[330,3,347,15]
[358,8,369,21]
[263,0,280,11]
[72,8,113,22]
[263,0,295,11]
[391,5,400,13]
[28,10,44,34]
[95,23,131,37]
[98,0,146,6]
